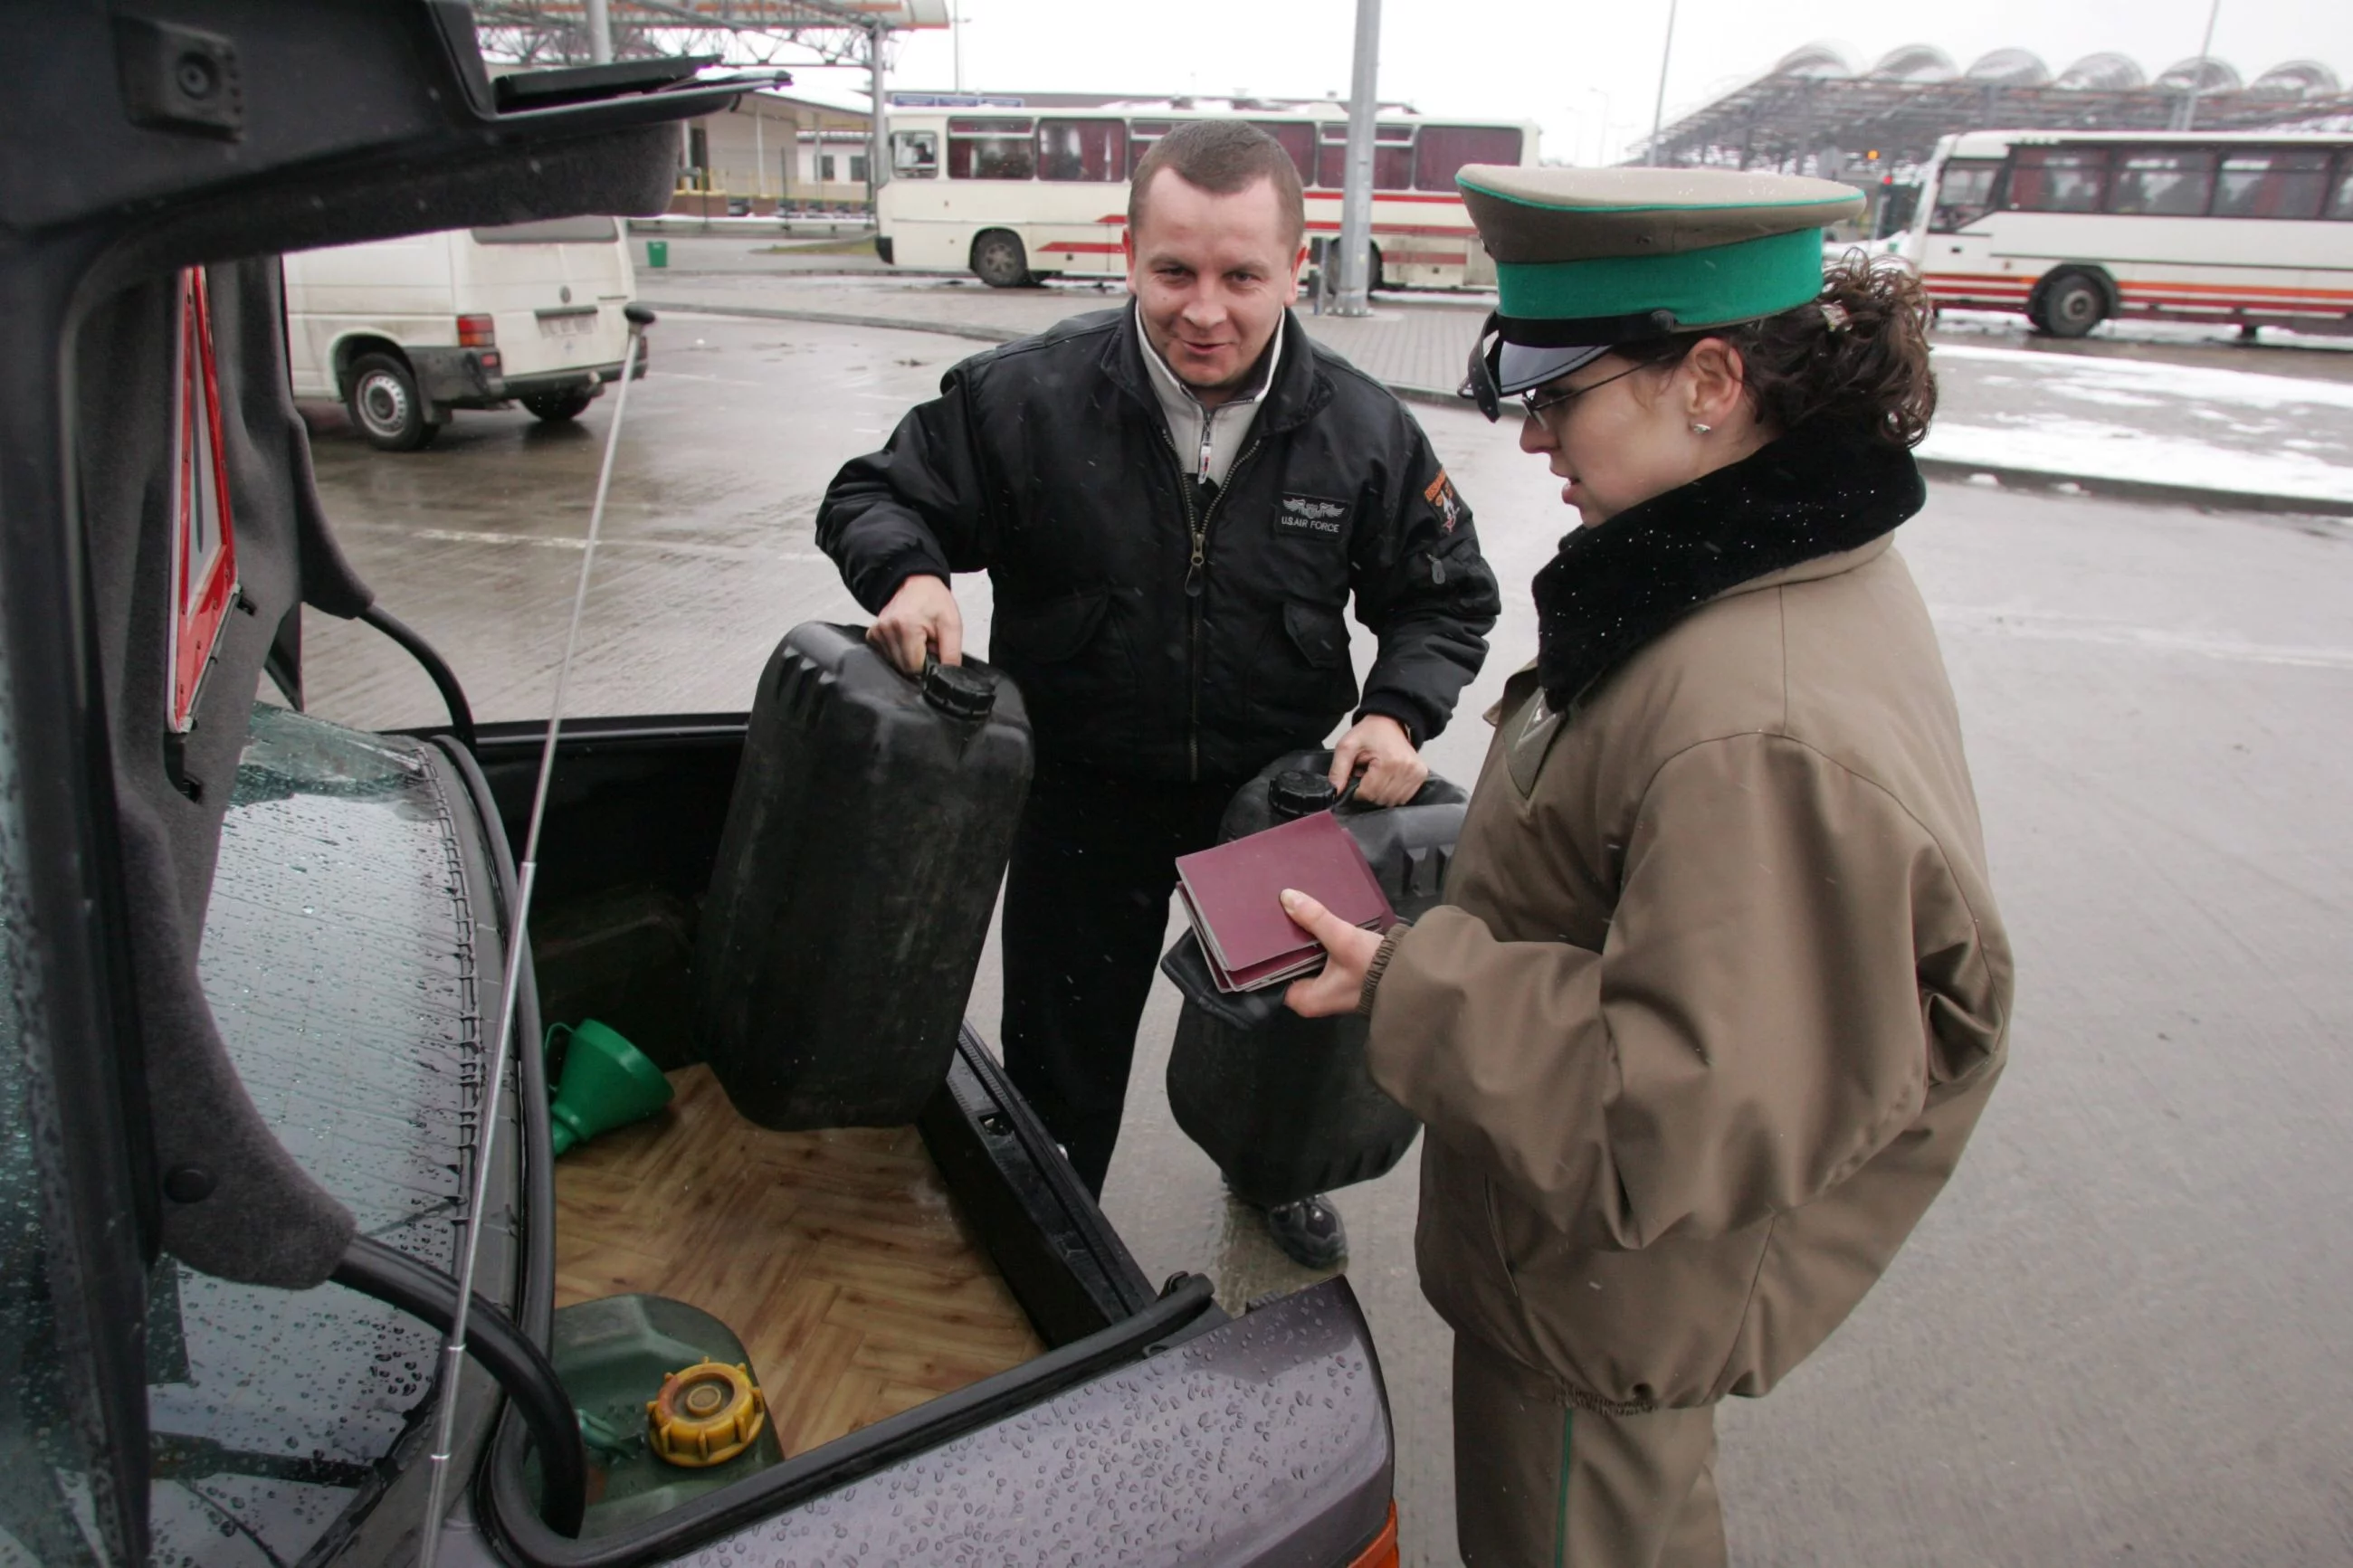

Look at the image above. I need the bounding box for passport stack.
[1174,810,1396,993]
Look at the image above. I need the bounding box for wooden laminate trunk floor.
[552,1063,1047,1457]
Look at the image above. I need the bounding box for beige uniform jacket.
[1367,535,2012,1413]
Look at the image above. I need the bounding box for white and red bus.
[1898,128,2353,337]
[875,103,1538,290]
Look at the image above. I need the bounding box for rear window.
[471,215,619,244]
[2332,156,2353,221]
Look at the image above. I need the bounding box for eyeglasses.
[1462,307,1680,423]
[1518,361,1643,423]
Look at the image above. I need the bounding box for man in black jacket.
[817,120,1499,1262]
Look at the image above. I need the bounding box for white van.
[283,215,639,451]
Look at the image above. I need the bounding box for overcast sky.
[782,0,2352,165]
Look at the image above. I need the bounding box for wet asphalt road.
[300,311,2353,1567]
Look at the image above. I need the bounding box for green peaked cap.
[1455,166,1864,335]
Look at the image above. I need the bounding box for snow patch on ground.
[2046,385,2167,410]
[1930,343,2353,413]
[1921,417,2353,505]
[1930,308,2353,355]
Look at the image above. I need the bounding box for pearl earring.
[1690,422,1713,435]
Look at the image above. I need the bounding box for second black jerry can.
[695,622,1032,1128]
[1167,750,1467,1204]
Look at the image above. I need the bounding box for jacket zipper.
[1158,423,1266,780]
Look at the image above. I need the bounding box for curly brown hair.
[1624,252,1938,448]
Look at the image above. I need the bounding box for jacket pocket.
[991,588,1110,664]
[1281,599,1349,669]
[986,588,1133,760]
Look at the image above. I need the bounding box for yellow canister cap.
[645,1359,767,1468]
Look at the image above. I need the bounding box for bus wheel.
[2034,273,2107,339]
[972,230,1031,289]
[347,353,437,451]
[1368,242,1386,292]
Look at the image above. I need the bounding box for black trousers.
[1000,765,1240,1196]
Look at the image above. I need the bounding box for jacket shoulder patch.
[1424,469,1463,534]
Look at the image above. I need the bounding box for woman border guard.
[1281,166,2015,1566]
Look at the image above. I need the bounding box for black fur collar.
[1533,427,1925,710]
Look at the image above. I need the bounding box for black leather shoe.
[1261,1193,1348,1269]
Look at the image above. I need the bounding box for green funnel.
[547,1019,675,1155]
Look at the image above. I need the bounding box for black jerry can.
[696,623,1032,1128]
[1166,750,1467,1204]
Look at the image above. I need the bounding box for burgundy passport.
[1174,811,1396,993]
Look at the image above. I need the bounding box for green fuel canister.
[549,1294,784,1535]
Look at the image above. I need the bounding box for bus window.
[2214,149,2331,219]
[948,118,1035,180]
[2106,150,2216,215]
[2007,147,2107,214]
[1038,119,1123,182]
[2332,156,2353,220]
[892,129,939,179]
[1414,126,1523,192]
[1247,121,1317,187]
[1928,159,2003,231]
[1129,119,1171,176]
[1317,127,1411,191]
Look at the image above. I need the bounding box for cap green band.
[1495,226,1825,333]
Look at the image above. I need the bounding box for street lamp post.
[1334,0,1382,317]
[1586,87,1614,166]
[868,18,889,216]
[1646,0,1679,166]
[2179,0,2224,131]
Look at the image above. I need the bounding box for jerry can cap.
[920,659,996,721]
[646,1359,768,1468]
[1269,769,1339,821]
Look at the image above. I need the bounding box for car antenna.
[415,301,657,1568]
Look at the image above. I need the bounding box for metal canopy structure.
[470,0,945,66]
[471,0,948,211]
[1641,45,2353,173]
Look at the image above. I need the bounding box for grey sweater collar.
[1134,302,1284,488]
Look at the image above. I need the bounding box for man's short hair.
[1128,119,1307,252]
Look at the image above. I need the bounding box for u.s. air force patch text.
[1276,493,1349,539]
